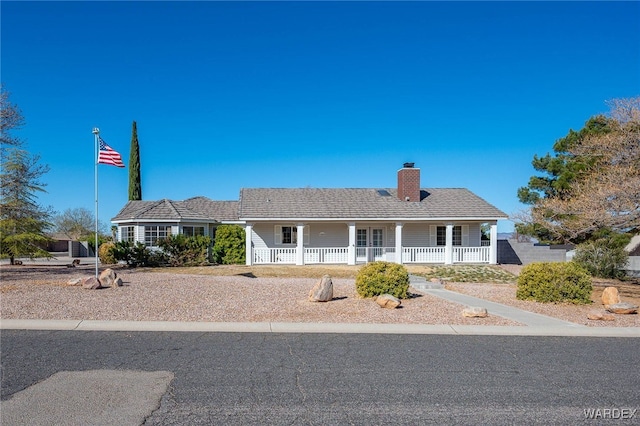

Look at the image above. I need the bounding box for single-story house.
[111,163,508,266]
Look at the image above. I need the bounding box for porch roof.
[111,197,239,222]
[238,188,508,220]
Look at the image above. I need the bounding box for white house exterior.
[112,164,508,266]
[111,197,241,247]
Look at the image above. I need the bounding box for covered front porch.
[245,221,498,266]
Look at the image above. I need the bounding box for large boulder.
[462,307,488,318]
[82,277,102,290]
[308,275,333,302]
[601,287,621,306]
[375,294,401,309]
[99,268,118,288]
[606,303,639,315]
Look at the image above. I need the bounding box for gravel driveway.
[1,264,638,328]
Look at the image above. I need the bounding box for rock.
[601,287,621,306]
[587,310,616,321]
[67,278,83,286]
[82,277,102,290]
[606,303,639,315]
[462,307,488,318]
[308,275,333,302]
[99,268,117,288]
[375,294,401,309]
[113,277,124,287]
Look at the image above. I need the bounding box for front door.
[356,228,384,263]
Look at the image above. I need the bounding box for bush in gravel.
[98,242,117,264]
[516,262,592,304]
[355,261,410,299]
[112,241,162,267]
[572,236,629,279]
[158,234,211,266]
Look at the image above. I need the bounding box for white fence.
[253,248,297,264]
[403,247,445,263]
[356,247,396,263]
[304,248,349,264]
[453,247,490,263]
[253,246,491,264]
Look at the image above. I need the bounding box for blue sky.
[2,1,639,233]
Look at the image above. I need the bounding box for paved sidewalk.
[409,275,582,328]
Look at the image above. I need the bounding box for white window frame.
[120,226,135,242]
[144,225,172,247]
[183,226,205,237]
[435,225,468,246]
[275,225,297,245]
[274,225,310,245]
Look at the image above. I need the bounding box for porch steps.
[408,275,443,290]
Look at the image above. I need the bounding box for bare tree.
[53,207,99,240]
[532,97,640,242]
[0,86,25,148]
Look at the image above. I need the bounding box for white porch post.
[445,223,454,265]
[347,223,356,265]
[245,223,253,266]
[395,222,403,264]
[296,224,305,265]
[489,223,498,264]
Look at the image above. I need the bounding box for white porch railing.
[304,248,349,264]
[453,246,490,263]
[252,246,491,264]
[356,247,396,263]
[403,247,445,263]
[253,248,297,264]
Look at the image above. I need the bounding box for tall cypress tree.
[128,120,142,200]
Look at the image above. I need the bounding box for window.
[275,225,309,245]
[144,225,172,246]
[281,226,297,244]
[121,226,135,242]
[183,226,205,237]
[436,226,462,246]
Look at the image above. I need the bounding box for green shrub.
[98,242,116,264]
[158,234,211,266]
[213,225,245,264]
[355,261,410,299]
[573,237,629,279]
[112,241,160,267]
[516,262,592,304]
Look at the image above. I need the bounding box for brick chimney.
[397,163,420,202]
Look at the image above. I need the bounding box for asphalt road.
[1,331,639,425]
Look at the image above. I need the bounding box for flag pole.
[92,127,100,280]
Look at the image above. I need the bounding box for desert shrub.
[213,225,245,264]
[516,262,592,304]
[355,261,410,299]
[573,237,629,279]
[112,241,161,267]
[98,242,116,264]
[158,234,211,266]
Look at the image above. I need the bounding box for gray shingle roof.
[111,197,239,222]
[239,188,508,220]
[112,189,508,223]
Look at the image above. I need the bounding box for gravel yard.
[1,264,638,327]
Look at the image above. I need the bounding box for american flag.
[98,137,125,168]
